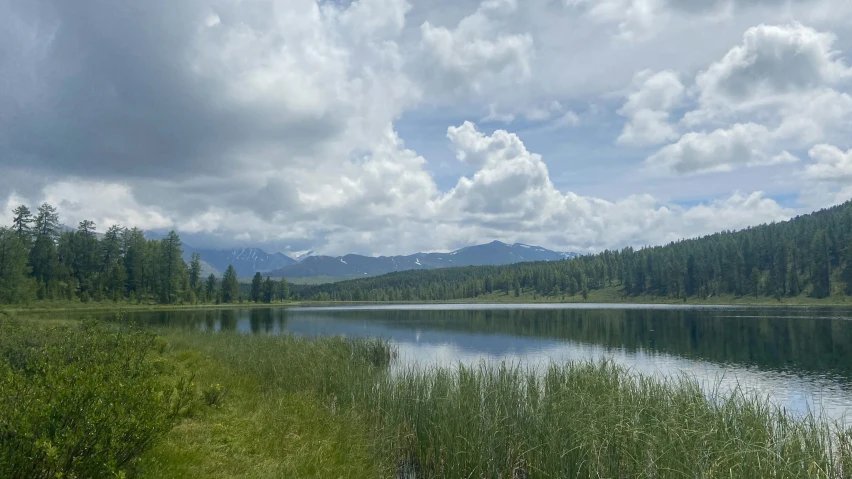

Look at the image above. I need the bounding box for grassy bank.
[3,316,851,478]
[150,330,851,478]
[7,284,852,315]
[0,299,302,315]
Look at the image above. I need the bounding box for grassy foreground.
[2,317,851,478]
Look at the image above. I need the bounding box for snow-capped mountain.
[265,241,579,278]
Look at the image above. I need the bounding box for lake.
[91,303,852,422]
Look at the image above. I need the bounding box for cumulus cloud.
[644,22,851,176]
[805,144,852,183]
[41,181,173,231]
[695,23,850,108]
[0,0,842,258]
[4,118,794,256]
[617,69,685,146]
[0,0,419,181]
[417,0,534,98]
[645,123,799,175]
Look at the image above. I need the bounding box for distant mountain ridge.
[178,240,577,279]
[266,241,578,278]
[181,246,296,278]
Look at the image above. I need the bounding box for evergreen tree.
[160,231,184,303]
[206,273,219,301]
[278,278,290,301]
[250,272,263,302]
[189,253,202,292]
[221,265,239,303]
[811,230,831,298]
[11,205,33,238]
[0,228,36,303]
[29,203,61,297]
[262,276,274,303]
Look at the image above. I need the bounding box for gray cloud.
[1,0,344,180]
[0,0,843,257]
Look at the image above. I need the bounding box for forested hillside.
[292,201,852,302]
[4,200,852,305]
[0,204,289,304]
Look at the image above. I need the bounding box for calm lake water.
[92,304,852,422]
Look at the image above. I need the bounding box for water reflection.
[83,304,852,421]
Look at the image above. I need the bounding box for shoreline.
[5,293,852,315]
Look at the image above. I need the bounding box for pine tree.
[29,203,61,297]
[189,253,202,292]
[221,265,239,303]
[0,228,36,303]
[206,273,219,301]
[262,277,274,303]
[11,205,33,239]
[811,230,831,298]
[250,272,263,302]
[160,231,184,303]
[278,278,290,301]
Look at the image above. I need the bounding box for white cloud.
[646,22,852,176]
[482,104,516,123]
[695,23,850,109]
[617,70,684,146]
[40,181,173,231]
[6,120,795,256]
[553,111,581,128]
[417,0,534,98]
[645,123,798,175]
[804,144,852,183]
[3,0,846,258]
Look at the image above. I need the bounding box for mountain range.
[181,241,578,279]
[181,247,296,278]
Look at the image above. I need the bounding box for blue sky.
[2,0,851,256]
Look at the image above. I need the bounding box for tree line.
[4,200,851,305]
[0,204,290,305]
[291,201,852,302]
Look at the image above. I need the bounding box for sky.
[2,0,852,257]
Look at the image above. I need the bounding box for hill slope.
[291,201,852,302]
[267,241,577,278]
[182,247,295,278]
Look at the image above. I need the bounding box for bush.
[201,383,228,407]
[0,319,192,479]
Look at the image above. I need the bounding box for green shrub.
[201,383,228,407]
[0,319,192,479]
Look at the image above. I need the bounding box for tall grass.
[157,330,852,478]
[142,330,395,477]
[371,361,852,478]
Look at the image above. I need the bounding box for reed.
[156,330,852,478]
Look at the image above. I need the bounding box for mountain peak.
[265,241,578,278]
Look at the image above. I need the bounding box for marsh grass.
[370,361,852,478]
[5,317,847,478]
[138,331,395,478]
[146,330,851,478]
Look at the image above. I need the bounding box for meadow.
[2,315,850,478]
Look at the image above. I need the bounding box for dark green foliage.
[189,253,202,292]
[278,278,290,301]
[221,265,240,303]
[11,205,33,238]
[0,319,192,478]
[205,273,219,302]
[293,201,852,302]
[0,228,36,303]
[0,203,271,305]
[262,276,275,303]
[250,272,263,302]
